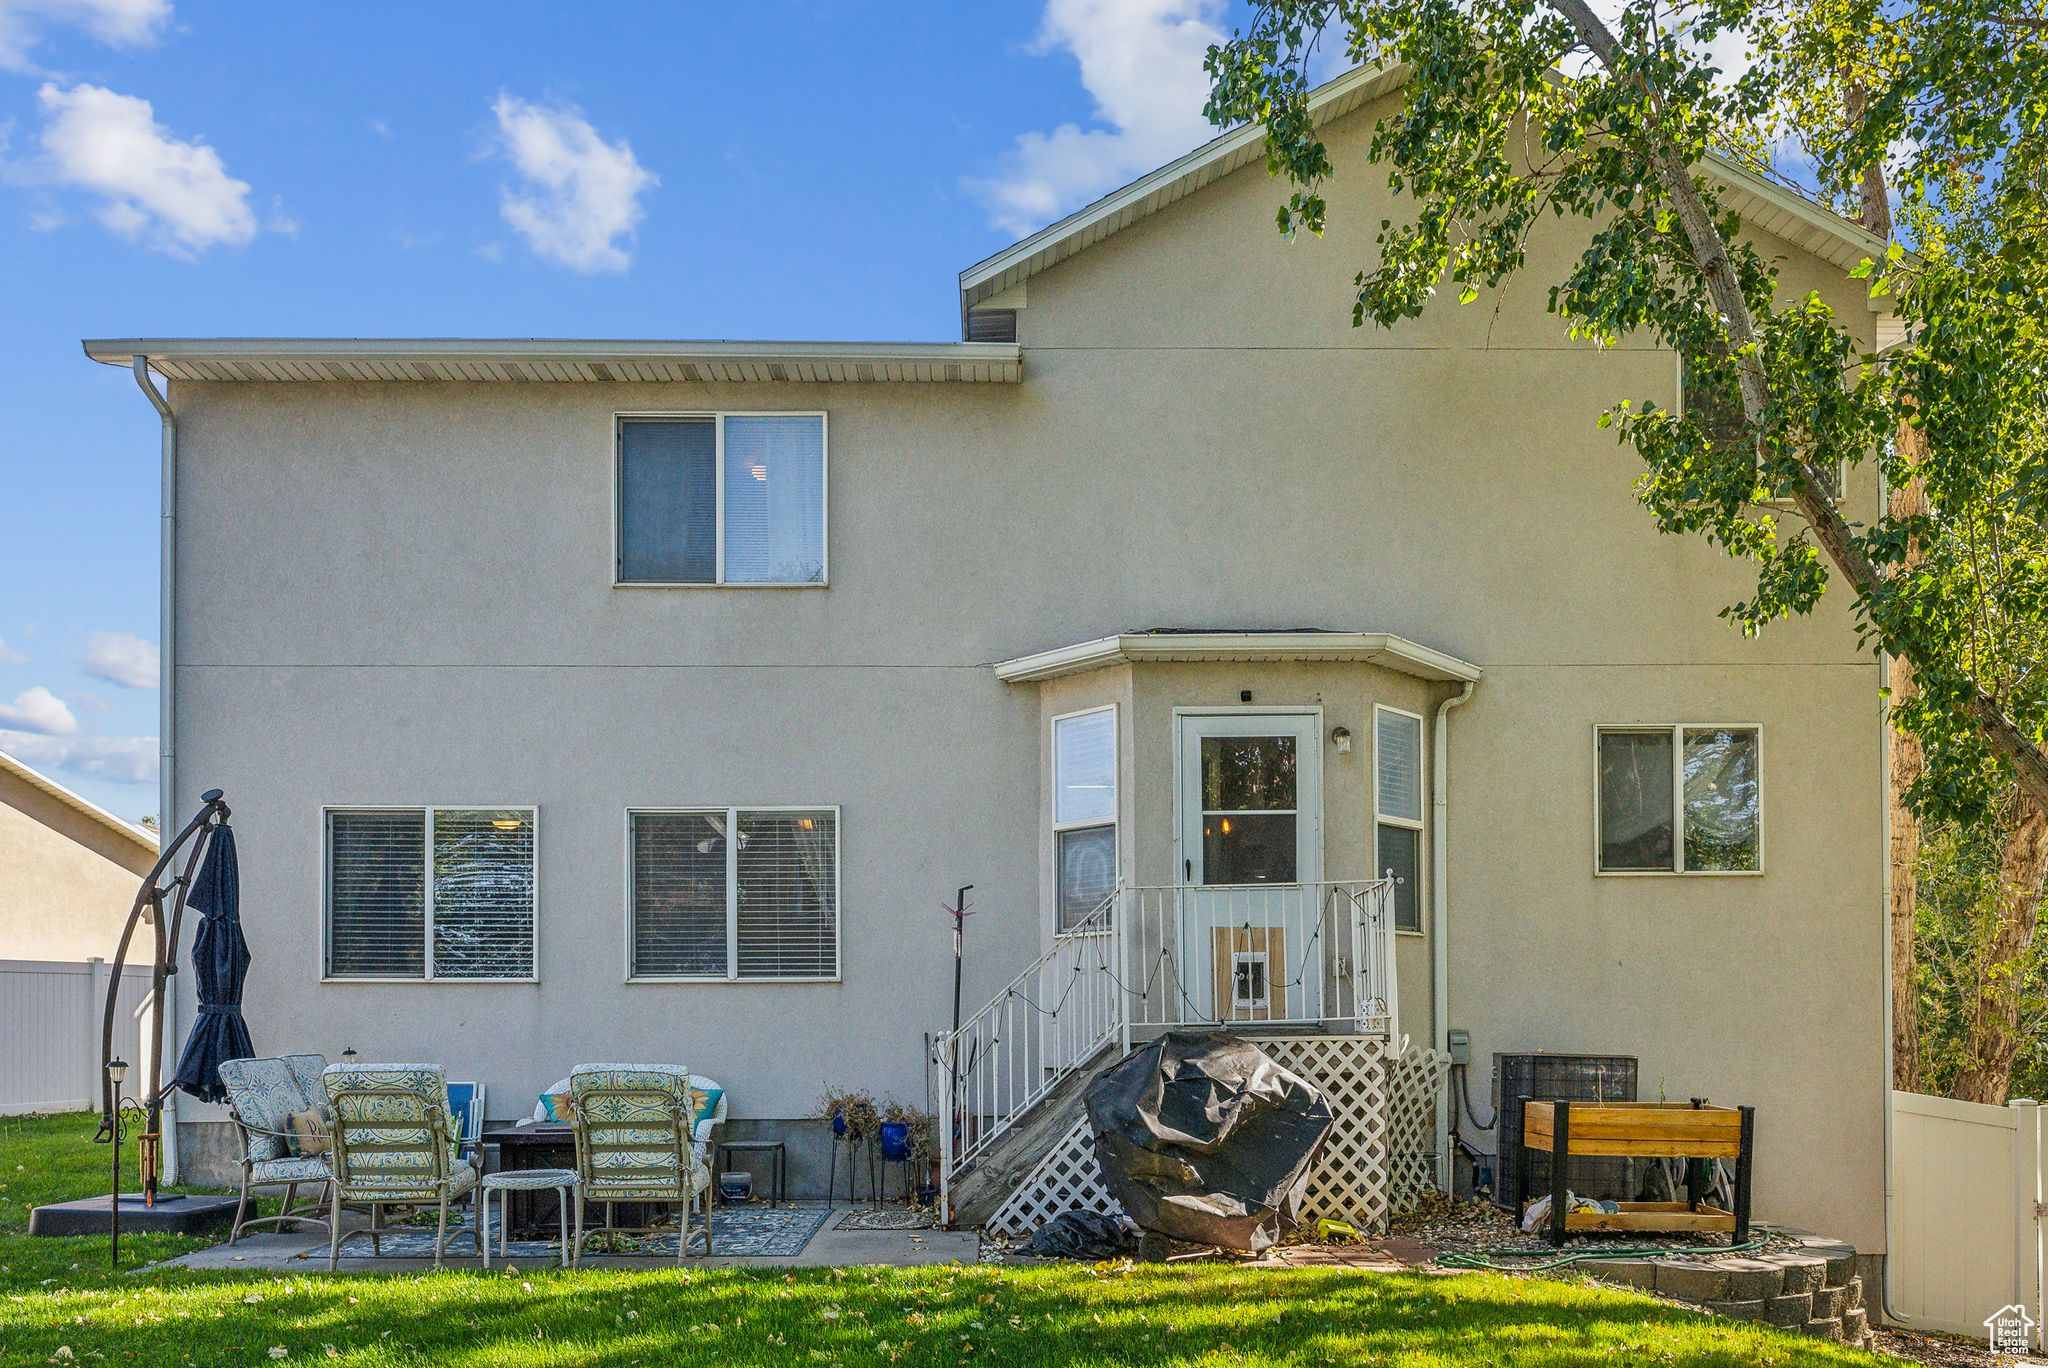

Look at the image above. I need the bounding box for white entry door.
[1174,711,1322,1024]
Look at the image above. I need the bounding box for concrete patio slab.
[158,1207,980,1274]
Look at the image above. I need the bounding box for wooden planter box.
[1520,1099,1754,1246]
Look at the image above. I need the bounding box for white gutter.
[132,355,180,1187]
[1432,679,1476,1191]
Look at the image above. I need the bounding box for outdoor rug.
[336,1203,832,1260]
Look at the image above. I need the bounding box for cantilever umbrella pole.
[98,789,229,1194]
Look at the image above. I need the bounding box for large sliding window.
[1053,706,1117,932]
[1373,706,1424,932]
[616,414,826,585]
[325,807,537,980]
[629,807,839,980]
[1596,725,1762,874]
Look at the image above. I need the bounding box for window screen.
[617,415,825,584]
[1377,823,1421,932]
[618,418,716,583]
[325,807,533,979]
[629,807,839,979]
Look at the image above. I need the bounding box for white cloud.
[0,731,156,783]
[81,630,158,688]
[967,0,1228,237]
[0,685,78,734]
[0,0,170,74]
[35,82,258,256]
[0,634,24,664]
[489,93,655,274]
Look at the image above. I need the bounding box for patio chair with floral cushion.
[567,1064,713,1262]
[321,1062,481,1269]
[216,1053,333,1246]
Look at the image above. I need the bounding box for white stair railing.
[934,895,1119,1216]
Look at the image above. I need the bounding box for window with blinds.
[325,807,536,979]
[629,807,839,980]
[1374,707,1424,932]
[616,414,826,585]
[1052,707,1116,931]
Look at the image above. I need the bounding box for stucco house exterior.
[85,67,1890,1250]
[0,748,158,963]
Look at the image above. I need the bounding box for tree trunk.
[1949,791,2048,1103]
[1887,473,1926,1092]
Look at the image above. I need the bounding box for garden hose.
[1437,1235,1773,1273]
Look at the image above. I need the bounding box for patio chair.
[321,1062,481,1269]
[567,1064,714,1262]
[216,1053,333,1246]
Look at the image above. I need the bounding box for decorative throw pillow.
[287,1108,330,1157]
[541,1092,577,1123]
[693,1088,724,1125]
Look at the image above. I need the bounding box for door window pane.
[630,812,729,977]
[1054,709,1116,825]
[1200,735,1297,811]
[618,418,716,583]
[1203,812,1298,884]
[1683,728,1761,871]
[1598,730,1676,871]
[1057,826,1116,930]
[1377,823,1421,931]
[723,416,825,584]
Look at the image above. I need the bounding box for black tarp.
[170,824,253,1103]
[1083,1032,1331,1252]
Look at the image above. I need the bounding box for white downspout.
[132,354,180,1186]
[1432,678,1476,1192]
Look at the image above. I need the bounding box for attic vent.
[965,308,1017,343]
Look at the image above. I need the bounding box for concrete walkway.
[160,1206,981,1274]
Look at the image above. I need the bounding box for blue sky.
[0,1,1251,820]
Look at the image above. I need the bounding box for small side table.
[719,1140,787,1207]
[480,1167,578,1267]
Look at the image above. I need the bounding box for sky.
[0,0,1267,822]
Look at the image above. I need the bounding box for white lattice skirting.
[985,1035,1441,1240]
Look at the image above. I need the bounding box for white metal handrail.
[933,878,1398,1217]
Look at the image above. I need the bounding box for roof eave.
[993,631,1484,684]
[0,749,160,857]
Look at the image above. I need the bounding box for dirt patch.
[1869,1326,1997,1367]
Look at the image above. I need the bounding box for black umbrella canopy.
[170,823,253,1104]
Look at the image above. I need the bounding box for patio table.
[482,1123,663,1240]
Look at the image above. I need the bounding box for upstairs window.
[1373,706,1424,932]
[325,807,537,980]
[1053,706,1117,932]
[616,414,826,585]
[1680,354,1843,502]
[1597,725,1762,874]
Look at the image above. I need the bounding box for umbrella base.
[29,1193,239,1237]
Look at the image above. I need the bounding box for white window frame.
[612,411,830,588]
[1051,704,1118,936]
[322,804,540,984]
[1593,723,1766,877]
[1371,704,1427,936]
[623,804,843,983]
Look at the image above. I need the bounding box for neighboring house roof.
[994,630,1483,684]
[959,63,1889,312]
[81,338,1022,384]
[0,748,159,860]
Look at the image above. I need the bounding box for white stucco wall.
[161,97,1886,1246]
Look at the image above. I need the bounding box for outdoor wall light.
[1331,726,1353,754]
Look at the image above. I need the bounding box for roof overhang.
[83,338,1022,384]
[960,63,1887,311]
[0,749,159,858]
[993,631,1483,685]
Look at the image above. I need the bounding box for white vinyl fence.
[1889,1090,2045,1347]
[0,958,154,1116]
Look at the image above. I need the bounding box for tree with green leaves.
[1206,0,2048,1099]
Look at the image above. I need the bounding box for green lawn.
[0,1111,1881,1366]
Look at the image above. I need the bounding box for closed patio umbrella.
[170,822,253,1104]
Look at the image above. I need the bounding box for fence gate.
[1889,1090,2045,1348]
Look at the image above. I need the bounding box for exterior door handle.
[1184,858,1192,883]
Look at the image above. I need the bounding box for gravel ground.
[1387,1189,1799,1260]
[1868,1326,1999,1367]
